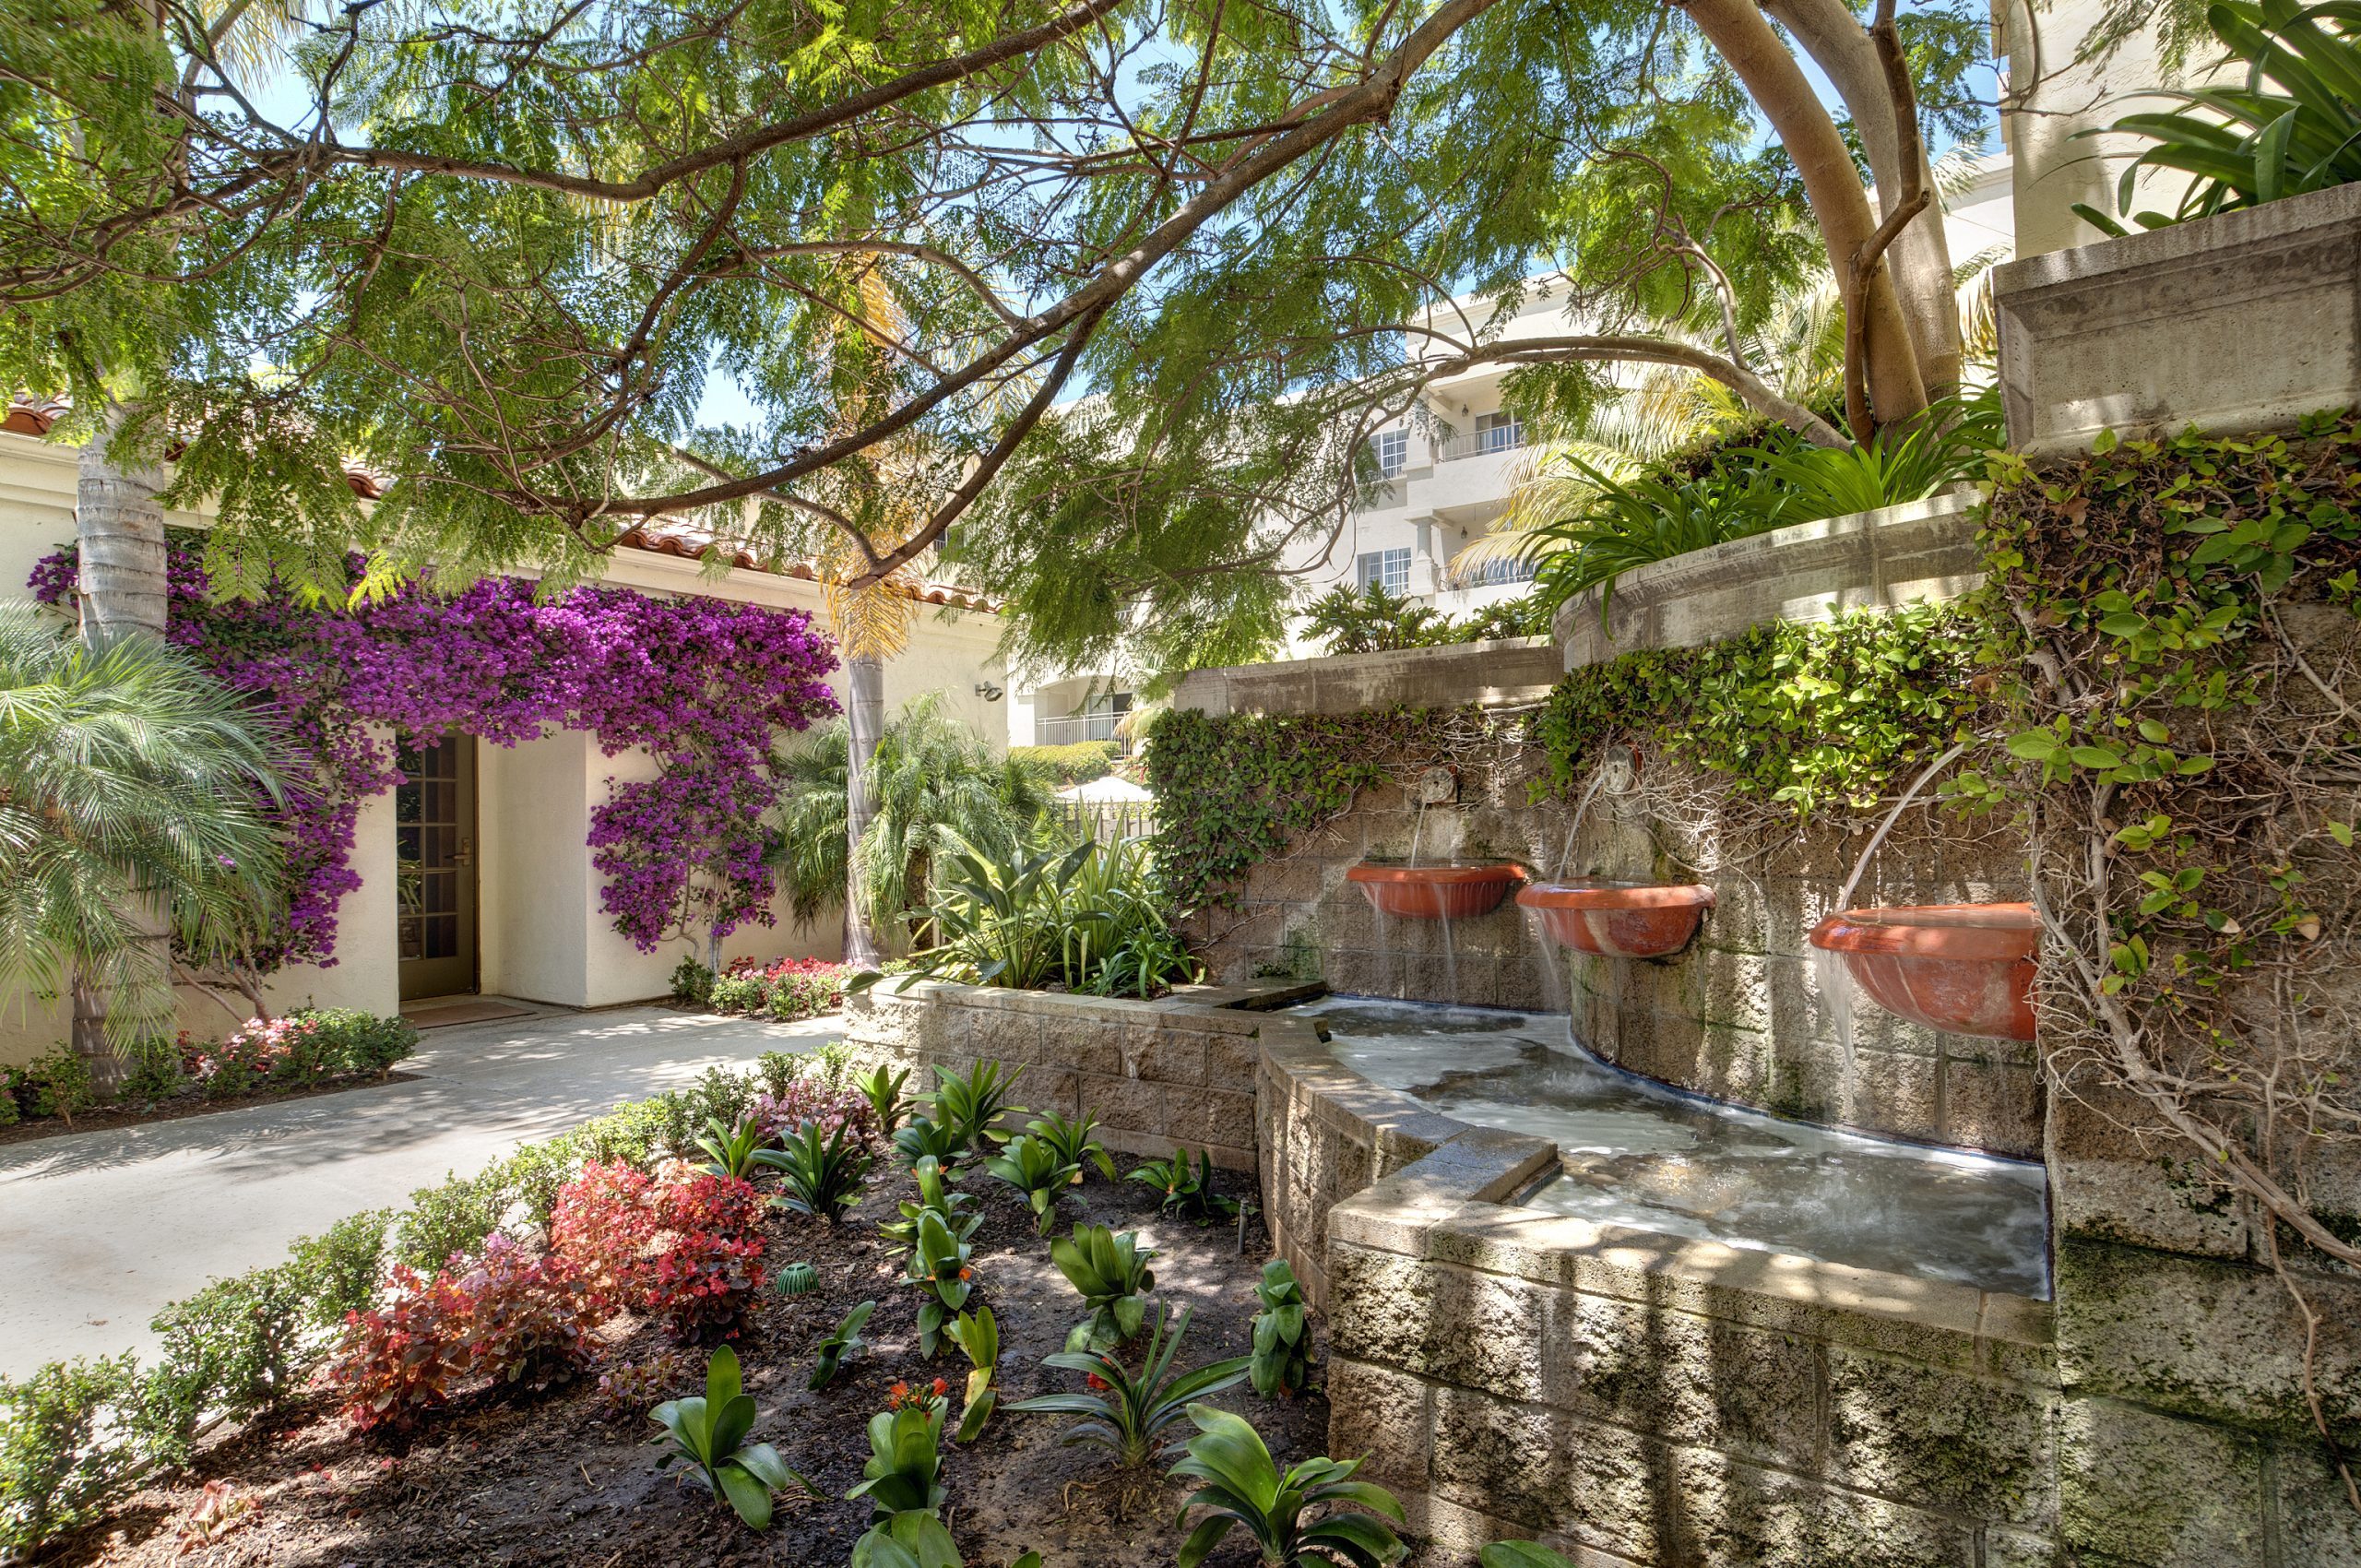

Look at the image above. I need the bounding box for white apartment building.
[1009,153,2019,747]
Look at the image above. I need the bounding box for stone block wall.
[839,980,1287,1170]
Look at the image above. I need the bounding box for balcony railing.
[1034,713,1129,750]
[1446,557,1538,590]
[1435,427,1526,462]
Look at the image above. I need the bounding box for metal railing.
[1446,557,1538,590]
[1435,427,1526,462]
[1033,713,1128,749]
[1051,800,1157,845]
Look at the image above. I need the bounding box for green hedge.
[1008,739,1120,786]
[0,1061,783,1556]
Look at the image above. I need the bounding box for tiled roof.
[5,398,994,612]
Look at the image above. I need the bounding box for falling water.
[1439,909,1459,1004]
[1821,741,1972,1087]
[1523,906,1571,1014]
[1554,743,1636,880]
[1408,799,1429,868]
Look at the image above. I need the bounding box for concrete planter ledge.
[1994,181,2361,456]
[1169,635,1561,718]
[1550,489,1987,671]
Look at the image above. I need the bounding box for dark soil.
[0,1072,420,1147]
[51,1150,1327,1568]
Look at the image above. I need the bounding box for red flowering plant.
[326,1266,477,1438]
[548,1160,662,1313]
[646,1174,770,1343]
[455,1234,593,1394]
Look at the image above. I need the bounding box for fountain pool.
[1297,994,2051,1298]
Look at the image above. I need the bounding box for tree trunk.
[1763,0,1964,398]
[842,652,886,968]
[71,400,171,1094]
[1681,0,1928,430]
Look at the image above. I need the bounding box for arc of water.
[1555,742,1639,881]
[1833,741,1971,918]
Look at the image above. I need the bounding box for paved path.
[0,1004,843,1378]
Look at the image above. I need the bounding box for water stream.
[1298,994,2050,1298]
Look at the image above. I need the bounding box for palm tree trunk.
[71,399,171,1093]
[842,652,886,968]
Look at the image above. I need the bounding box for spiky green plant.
[0,609,288,1076]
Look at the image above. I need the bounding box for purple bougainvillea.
[31,538,839,965]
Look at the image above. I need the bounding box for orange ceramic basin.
[1345,861,1525,920]
[1517,881,1714,958]
[1809,903,2041,1042]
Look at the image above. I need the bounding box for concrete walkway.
[0,1004,843,1378]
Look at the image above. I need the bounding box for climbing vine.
[1535,601,1997,816]
[1145,706,1519,908]
[30,534,840,968]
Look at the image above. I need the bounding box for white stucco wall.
[0,427,1008,1053]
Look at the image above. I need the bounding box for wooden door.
[396,735,480,1000]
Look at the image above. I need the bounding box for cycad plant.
[1005,1306,1250,1467]
[0,609,288,1085]
[2075,0,2361,233]
[771,693,1049,944]
[1169,1406,1406,1568]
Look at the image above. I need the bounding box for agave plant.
[647,1346,814,1530]
[1005,1305,1250,1468]
[2075,0,2361,234]
[1169,1405,1406,1568]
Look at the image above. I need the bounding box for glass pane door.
[396,735,480,1000]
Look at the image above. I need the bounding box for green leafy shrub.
[394,1167,517,1274]
[907,1208,976,1359]
[1248,1260,1316,1399]
[1006,1305,1248,1467]
[670,955,716,1007]
[649,1345,813,1530]
[892,1112,967,1169]
[880,1156,982,1255]
[1050,1224,1157,1353]
[18,1046,93,1123]
[297,1008,420,1074]
[709,972,767,1014]
[1300,582,1459,654]
[1169,1405,1406,1568]
[921,1058,1026,1153]
[1009,739,1121,787]
[859,1063,913,1134]
[0,1355,148,1557]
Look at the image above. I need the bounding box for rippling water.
[1296,994,2051,1299]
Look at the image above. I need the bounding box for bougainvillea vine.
[30,535,838,965]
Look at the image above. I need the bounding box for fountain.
[1807,743,2043,1042]
[1343,765,1525,920]
[1519,744,1715,958]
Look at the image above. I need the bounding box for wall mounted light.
[975,683,1004,702]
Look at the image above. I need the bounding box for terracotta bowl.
[1808,902,2041,1042]
[1517,881,1714,958]
[1344,861,1525,920]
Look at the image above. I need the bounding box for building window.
[1475,411,1524,453]
[1357,547,1412,596]
[1371,429,1407,477]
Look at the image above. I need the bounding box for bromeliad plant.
[1169,1405,1407,1568]
[694,1116,769,1182]
[943,1306,1001,1444]
[808,1300,877,1390]
[1248,1260,1316,1400]
[1128,1146,1240,1223]
[859,1064,914,1135]
[1050,1224,1158,1353]
[1026,1109,1118,1183]
[1004,1305,1249,1469]
[647,1345,815,1531]
[981,1134,1081,1234]
[754,1118,872,1223]
[921,1059,1026,1153]
[906,1209,976,1359]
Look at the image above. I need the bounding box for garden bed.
[47,1152,1322,1568]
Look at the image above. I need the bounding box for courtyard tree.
[0,0,1987,677]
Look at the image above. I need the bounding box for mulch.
[46,1145,1330,1568]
